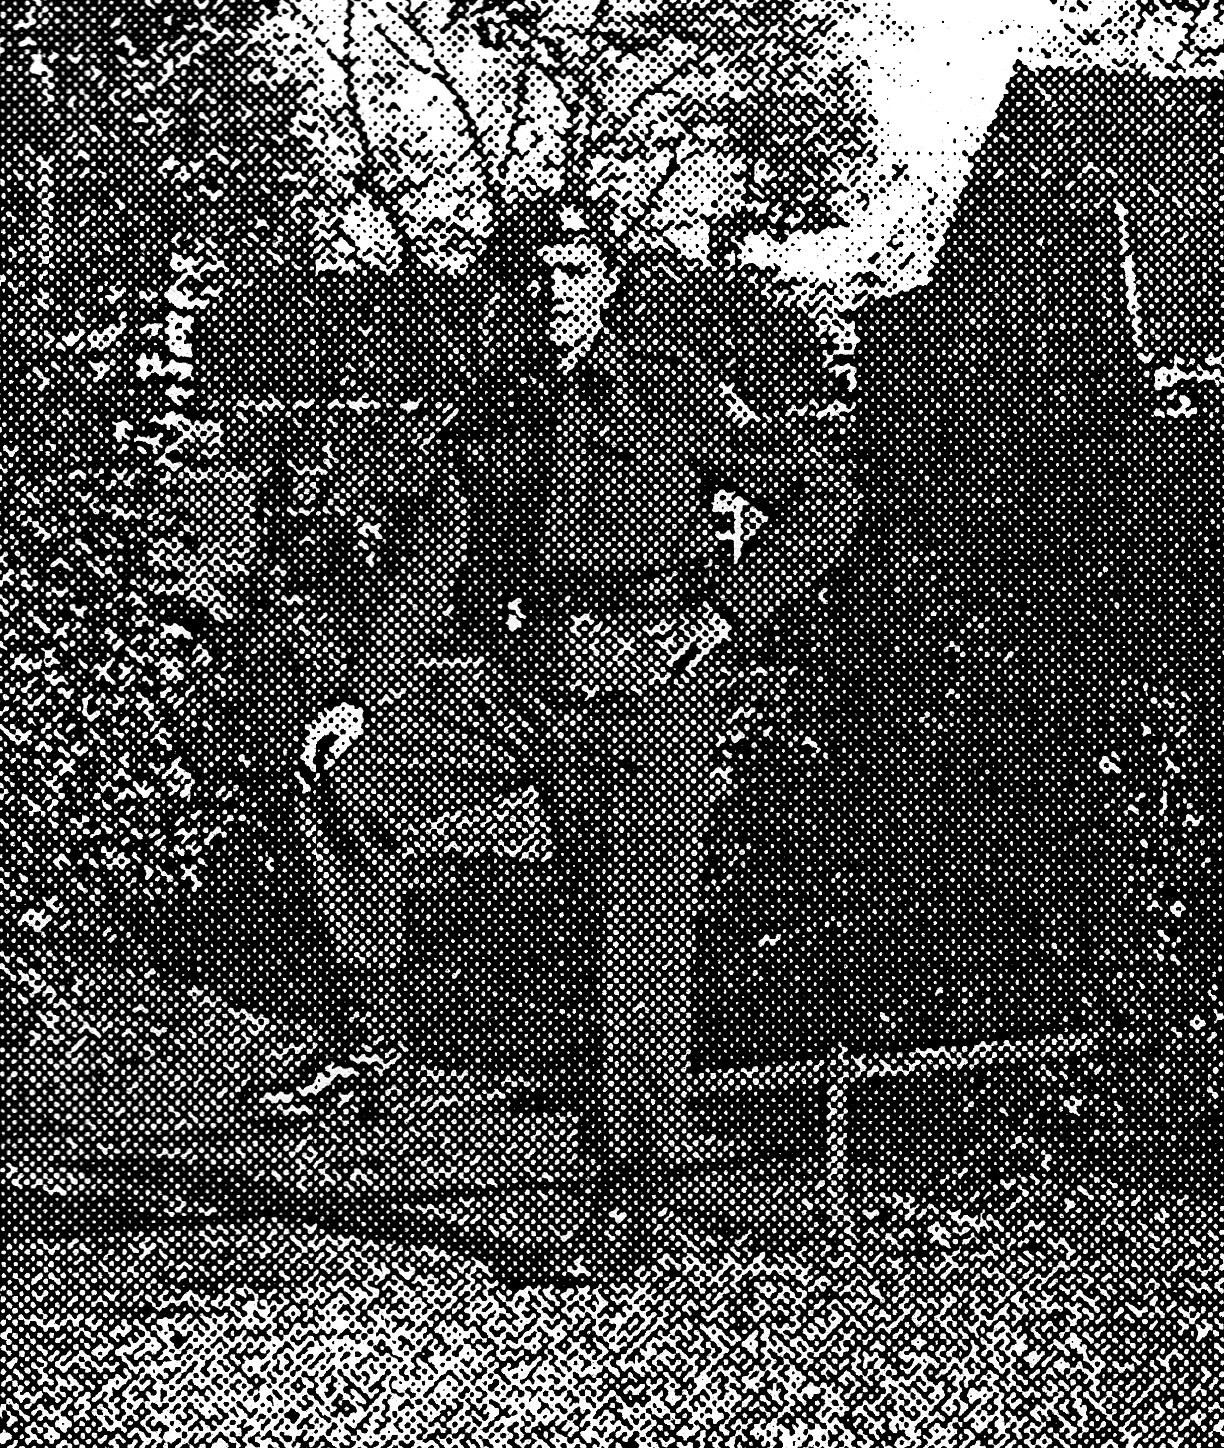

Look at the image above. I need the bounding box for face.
[539,239,619,367]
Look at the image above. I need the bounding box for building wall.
[695,67,1223,1066]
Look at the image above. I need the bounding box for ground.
[4,901,1221,1447]
[4,1169,1221,1447]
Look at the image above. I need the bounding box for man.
[271,241,861,1178]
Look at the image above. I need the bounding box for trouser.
[543,665,726,1166]
[304,626,726,1160]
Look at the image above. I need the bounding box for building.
[697,65,1224,1072]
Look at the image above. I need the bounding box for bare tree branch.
[619,135,686,247]
[381,0,506,230]
[496,58,535,193]
[593,46,702,150]
[338,0,429,267]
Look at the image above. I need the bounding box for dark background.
[3,49,1221,1087]
[696,66,1223,1066]
[175,67,1224,1077]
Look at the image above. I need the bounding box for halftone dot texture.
[3,2,1224,1444]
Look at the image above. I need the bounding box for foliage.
[0,1,313,1010]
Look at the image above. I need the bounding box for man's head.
[538,232,620,369]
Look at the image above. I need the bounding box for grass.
[3,1168,1221,1447]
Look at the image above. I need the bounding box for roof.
[890,65,1224,372]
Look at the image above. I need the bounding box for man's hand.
[709,476,862,642]
[299,702,365,789]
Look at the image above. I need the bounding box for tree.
[0,0,319,1060]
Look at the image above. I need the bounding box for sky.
[738,0,1224,312]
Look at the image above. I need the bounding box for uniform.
[290,264,862,1152]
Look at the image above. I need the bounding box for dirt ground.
[4,1170,1221,1448]
[4,955,1222,1446]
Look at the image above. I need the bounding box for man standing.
[282,240,861,1187]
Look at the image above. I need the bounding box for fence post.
[826,1042,853,1243]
